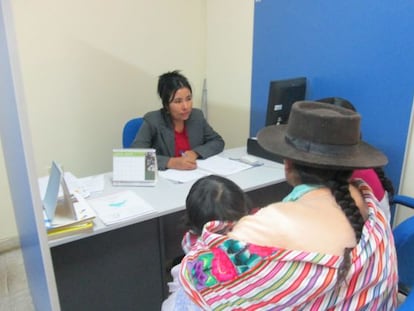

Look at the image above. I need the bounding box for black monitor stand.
[246,138,284,164]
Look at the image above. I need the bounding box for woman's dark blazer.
[131,108,225,170]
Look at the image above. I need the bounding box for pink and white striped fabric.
[179,181,398,310]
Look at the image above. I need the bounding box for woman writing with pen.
[131,70,225,170]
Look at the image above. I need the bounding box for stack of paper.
[87,190,156,225]
[196,155,252,175]
[43,194,96,240]
[44,194,96,228]
[159,155,252,183]
[159,168,208,184]
[47,221,94,240]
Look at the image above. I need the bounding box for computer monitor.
[265,77,307,126]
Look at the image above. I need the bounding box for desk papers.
[196,155,252,175]
[159,155,252,183]
[159,168,207,183]
[87,190,156,225]
[39,172,105,200]
[43,194,96,230]
[39,172,91,199]
[77,174,105,193]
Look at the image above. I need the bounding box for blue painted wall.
[250,0,414,189]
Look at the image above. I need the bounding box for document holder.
[42,161,95,229]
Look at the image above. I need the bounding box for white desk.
[49,147,289,311]
[49,147,285,248]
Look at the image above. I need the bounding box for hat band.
[285,135,358,156]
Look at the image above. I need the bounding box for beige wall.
[0,0,254,240]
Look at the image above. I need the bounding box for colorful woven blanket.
[179,181,398,310]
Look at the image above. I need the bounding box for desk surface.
[49,147,285,247]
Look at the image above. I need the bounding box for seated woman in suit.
[131,70,224,170]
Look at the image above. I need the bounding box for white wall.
[11,0,206,177]
[0,128,17,242]
[206,0,254,148]
[394,98,414,226]
[0,0,254,241]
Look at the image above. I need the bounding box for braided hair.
[293,163,364,284]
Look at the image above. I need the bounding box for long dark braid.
[294,163,365,284]
[326,171,365,242]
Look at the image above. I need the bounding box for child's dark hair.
[157,70,192,111]
[185,175,251,236]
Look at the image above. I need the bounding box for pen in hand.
[174,150,196,170]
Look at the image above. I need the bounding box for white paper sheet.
[196,155,252,175]
[159,155,252,183]
[159,168,209,183]
[87,190,156,225]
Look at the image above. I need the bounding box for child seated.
[162,175,252,310]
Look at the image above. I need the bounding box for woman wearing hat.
[173,101,397,310]
[317,96,395,223]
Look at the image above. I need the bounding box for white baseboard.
[0,236,20,253]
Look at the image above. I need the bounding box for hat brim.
[257,125,388,169]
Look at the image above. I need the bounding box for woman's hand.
[182,150,198,162]
[167,151,198,170]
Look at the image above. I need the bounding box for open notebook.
[42,161,95,229]
[112,149,157,186]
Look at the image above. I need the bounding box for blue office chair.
[399,288,414,311]
[122,117,143,148]
[392,194,414,309]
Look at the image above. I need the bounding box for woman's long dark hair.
[157,70,192,111]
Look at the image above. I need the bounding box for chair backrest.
[396,215,414,309]
[394,215,414,295]
[392,194,414,308]
[122,117,143,148]
[398,287,414,310]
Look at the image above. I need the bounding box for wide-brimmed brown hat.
[257,101,388,169]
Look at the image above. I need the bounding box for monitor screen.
[265,77,307,126]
